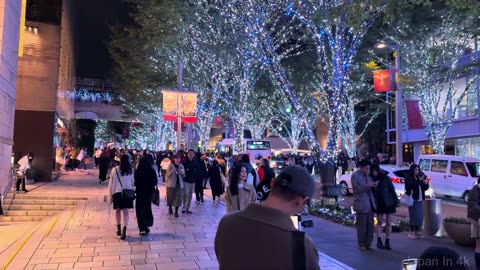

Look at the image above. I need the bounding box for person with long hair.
[165,155,185,217]
[98,150,110,184]
[405,164,430,239]
[225,164,256,213]
[108,154,135,240]
[134,157,158,236]
[208,160,225,204]
[370,164,399,250]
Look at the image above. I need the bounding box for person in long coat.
[134,157,158,235]
[165,155,185,217]
[225,164,256,213]
[98,150,110,183]
[405,164,430,239]
[208,160,225,203]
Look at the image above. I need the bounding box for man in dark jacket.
[182,149,197,214]
[195,152,207,203]
[215,165,319,269]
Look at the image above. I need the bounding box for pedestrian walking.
[225,164,256,213]
[351,160,377,250]
[208,160,225,203]
[195,152,207,203]
[108,154,135,240]
[94,147,102,168]
[215,165,319,269]
[405,164,429,239]
[98,150,110,184]
[134,157,157,236]
[467,178,480,269]
[370,164,399,250]
[165,155,184,217]
[182,149,197,213]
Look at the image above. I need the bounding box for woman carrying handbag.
[404,164,430,239]
[108,154,135,240]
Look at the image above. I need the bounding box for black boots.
[116,224,121,236]
[120,226,127,240]
[168,206,173,215]
[376,237,384,249]
[384,238,391,250]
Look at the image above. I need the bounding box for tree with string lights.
[214,0,322,157]
[380,16,480,154]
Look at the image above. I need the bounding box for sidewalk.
[0,169,352,270]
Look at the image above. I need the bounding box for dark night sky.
[74,0,131,79]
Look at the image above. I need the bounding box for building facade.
[0,0,22,195]
[14,0,75,181]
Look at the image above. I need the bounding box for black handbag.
[152,187,160,206]
[116,168,136,200]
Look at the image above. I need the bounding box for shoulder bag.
[400,193,413,206]
[116,168,136,200]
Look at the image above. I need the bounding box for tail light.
[267,156,270,160]
[391,177,401,184]
[427,176,431,185]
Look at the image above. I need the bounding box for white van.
[418,154,480,202]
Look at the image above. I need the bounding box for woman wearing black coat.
[134,157,158,236]
[208,160,224,204]
[98,150,110,184]
[371,164,399,250]
[405,164,430,239]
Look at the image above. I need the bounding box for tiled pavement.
[0,169,354,270]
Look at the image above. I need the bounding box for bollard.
[423,199,445,237]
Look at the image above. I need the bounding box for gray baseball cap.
[277,165,314,198]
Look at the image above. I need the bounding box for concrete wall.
[0,0,21,195]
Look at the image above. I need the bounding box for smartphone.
[402,259,418,270]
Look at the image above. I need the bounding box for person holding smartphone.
[405,164,430,239]
[351,160,377,250]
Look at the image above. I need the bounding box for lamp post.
[375,41,403,167]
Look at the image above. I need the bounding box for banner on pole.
[373,68,397,92]
[162,90,197,123]
[162,90,178,122]
[406,100,424,129]
[182,92,197,123]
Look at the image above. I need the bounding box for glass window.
[393,169,410,179]
[419,159,431,171]
[246,141,271,150]
[450,161,468,176]
[431,159,448,173]
[466,162,480,177]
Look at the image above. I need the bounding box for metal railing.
[1,165,19,211]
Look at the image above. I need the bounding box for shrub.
[444,217,469,224]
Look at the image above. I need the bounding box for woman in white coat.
[108,154,135,240]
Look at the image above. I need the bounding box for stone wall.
[0,0,21,195]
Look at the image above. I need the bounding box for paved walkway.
[0,169,352,270]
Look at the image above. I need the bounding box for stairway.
[1,192,87,222]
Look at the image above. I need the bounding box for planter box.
[443,221,475,246]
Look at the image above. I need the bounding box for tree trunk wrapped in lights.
[380,17,480,154]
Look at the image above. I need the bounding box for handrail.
[2,165,18,205]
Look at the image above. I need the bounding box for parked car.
[418,154,480,202]
[336,164,434,198]
[270,156,285,171]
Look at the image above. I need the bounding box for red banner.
[373,69,397,92]
[162,90,197,123]
[406,100,424,129]
[162,90,178,122]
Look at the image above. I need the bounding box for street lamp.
[374,41,403,167]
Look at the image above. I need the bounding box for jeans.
[182,183,194,210]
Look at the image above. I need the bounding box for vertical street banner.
[405,100,424,129]
[182,92,197,123]
[162,90,178,122]
[373,69,397,92]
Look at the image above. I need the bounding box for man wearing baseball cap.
[214,165,320,270]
